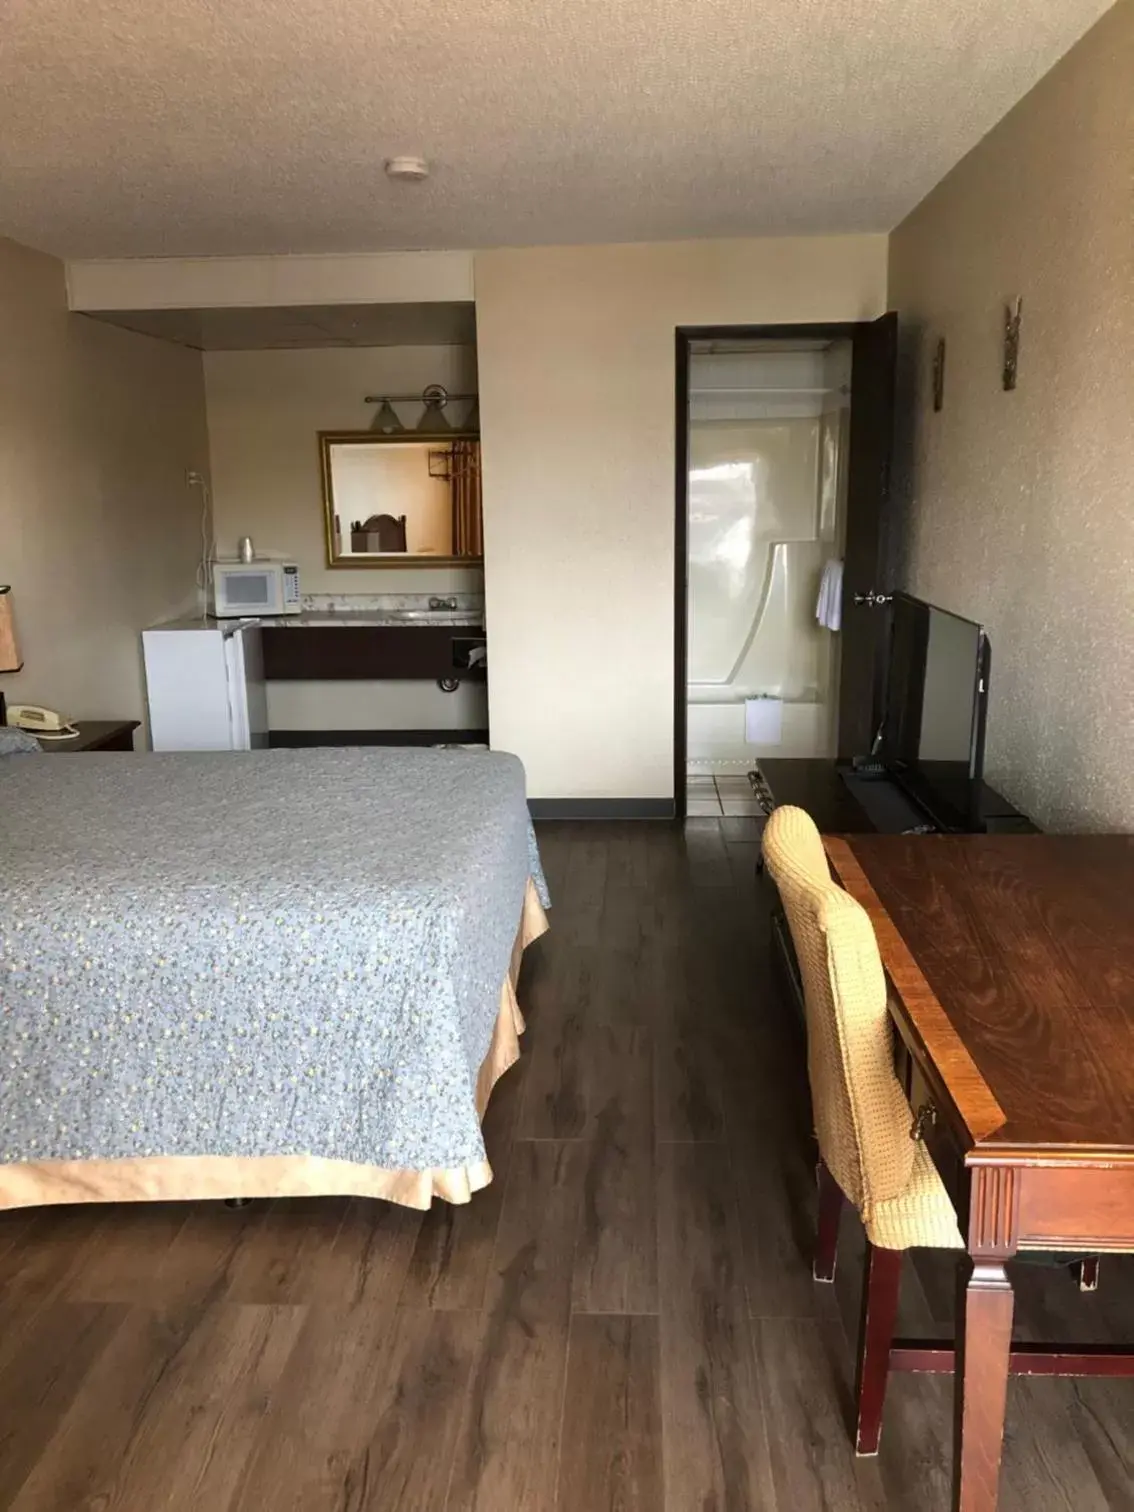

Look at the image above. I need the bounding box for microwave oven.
[209,560,301,618]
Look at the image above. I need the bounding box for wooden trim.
[318,429,483,570]
[673,330,690,820]
[268,728,488,748]
[528,799,674,821]
[823,835,1006,1145]
[676,322,860,343]
[891,1342,1134,1379]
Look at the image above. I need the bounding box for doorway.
[673,317,898,819]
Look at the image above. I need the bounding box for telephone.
[5,704,79,739]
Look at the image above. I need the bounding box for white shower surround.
[686,345,851,771]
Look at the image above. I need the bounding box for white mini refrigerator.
[142,622,268,751]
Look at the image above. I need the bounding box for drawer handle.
[910,1102,937,1142]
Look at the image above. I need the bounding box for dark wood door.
[838,311,898,759]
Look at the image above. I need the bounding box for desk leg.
[953,1254,1014,1512]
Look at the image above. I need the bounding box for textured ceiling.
[0,0,1115,259]
[82,301,477,350]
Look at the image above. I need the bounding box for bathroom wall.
[686,345,851,768]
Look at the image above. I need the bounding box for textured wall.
[475,235,887,799]
[889,0,1134,831]
[0,235,209,731]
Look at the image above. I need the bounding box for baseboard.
[528,798,675,820]
[269,729,490,748]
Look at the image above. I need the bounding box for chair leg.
[814,1159,844,1282]
[1077,1257,1101,1292]
[854,1243,903,1456]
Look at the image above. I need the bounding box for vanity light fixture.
[363,387,480,435]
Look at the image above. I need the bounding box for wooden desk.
[824,833,1134,1512]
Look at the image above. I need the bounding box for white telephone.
[5,704,79,739]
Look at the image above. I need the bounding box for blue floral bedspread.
[0,747,546,1172]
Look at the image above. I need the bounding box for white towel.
[816,558,843,632]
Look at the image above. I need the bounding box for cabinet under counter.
[261,623,487,682]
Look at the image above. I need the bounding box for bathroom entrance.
[673,317,897,818]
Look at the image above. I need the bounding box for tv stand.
[757,758,1038,838]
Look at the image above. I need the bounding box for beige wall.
[475,235,887,798]
[204,345,480,595]
[0,235,208,730]
[889,0,1134,831]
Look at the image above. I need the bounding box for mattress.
[0,746,548,1208]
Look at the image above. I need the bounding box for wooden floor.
[0,818,1131,1510]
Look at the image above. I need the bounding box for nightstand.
[36,720,140,753]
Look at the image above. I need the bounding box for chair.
[763,805,1120,1457]
[351,513,407,552]
[762,804,963,1454]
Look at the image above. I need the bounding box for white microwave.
[209,560,301,618]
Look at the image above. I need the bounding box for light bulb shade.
[416,400,451,433]
[369,399,404,434]
[0,586,22,673]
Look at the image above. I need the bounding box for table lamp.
[0,586,23,674]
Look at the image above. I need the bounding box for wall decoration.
[1002,298,1022,391]
[932,337,946,412]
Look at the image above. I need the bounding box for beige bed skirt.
[0,879,549,1215]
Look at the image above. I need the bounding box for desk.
[824,833,1134,1511]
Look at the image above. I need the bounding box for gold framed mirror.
[320,431,483,568]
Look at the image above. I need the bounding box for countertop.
[150,610,485,632]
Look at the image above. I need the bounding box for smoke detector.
[385,156,430,182]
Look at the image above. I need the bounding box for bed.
[0,742,548,1211]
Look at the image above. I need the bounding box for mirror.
[320,432,483,567]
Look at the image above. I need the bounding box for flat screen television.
[879,593,990,829]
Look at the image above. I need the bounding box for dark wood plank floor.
[0,818,1130,1509]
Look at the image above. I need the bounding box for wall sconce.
[416,384,452,433]
[368,399,404,435]
[1003,298,1022,391]
[0,586,22,673]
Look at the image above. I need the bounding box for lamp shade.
[369,399,404,435]
[0,586,21,673]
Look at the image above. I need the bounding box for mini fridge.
[142,621,268,751]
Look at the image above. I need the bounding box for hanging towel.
[816,558,843,632]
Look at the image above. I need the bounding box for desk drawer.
[1017,1165,1134,1251]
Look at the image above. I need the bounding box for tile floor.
[685,772,766,816]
